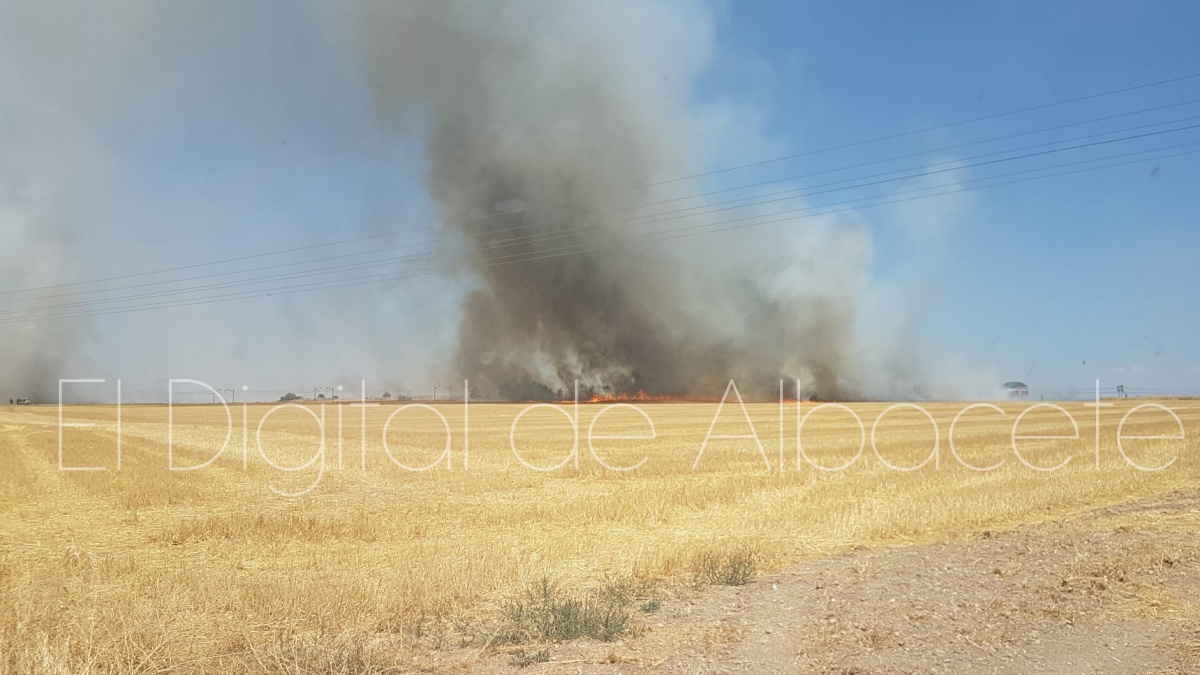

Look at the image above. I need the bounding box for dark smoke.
[353,0,869,401]
[0,3,118,403]
[1,1,984,403]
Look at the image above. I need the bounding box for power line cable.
[6,143,1194,324]
[652,71,1200,184]
[5,71,1200,296]
[6,130,1198,318]
[6,114,1198,313]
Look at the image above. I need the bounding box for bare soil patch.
[475,490,1200,674]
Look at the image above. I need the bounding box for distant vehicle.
[1002,382,1030,399]
[15,398,32,405]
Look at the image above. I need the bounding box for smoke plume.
[353,0,876,400]
[0,1,963,402]
[0,3,134,402]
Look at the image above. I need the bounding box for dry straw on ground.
[0,399,1195,672]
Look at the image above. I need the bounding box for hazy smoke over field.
[0,203,86,403]
[0,4,130,402]
[0,1,967,403]
[355,1,872,400]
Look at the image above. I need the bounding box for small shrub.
[596,573,659,606]
[502,577,631,643]
[692,544,758,586]
[509,649,551,668]
[260,634,390,675]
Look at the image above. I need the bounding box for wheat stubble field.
[0,399,1196,673]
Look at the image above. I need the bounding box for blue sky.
[3,0,1197,400]
[706,0,1200,395]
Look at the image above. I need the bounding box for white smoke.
[0,0,988,402]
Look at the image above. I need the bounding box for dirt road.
[479,491,1200,674]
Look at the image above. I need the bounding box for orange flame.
[585,390,669,403]
[575,392,809,404]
